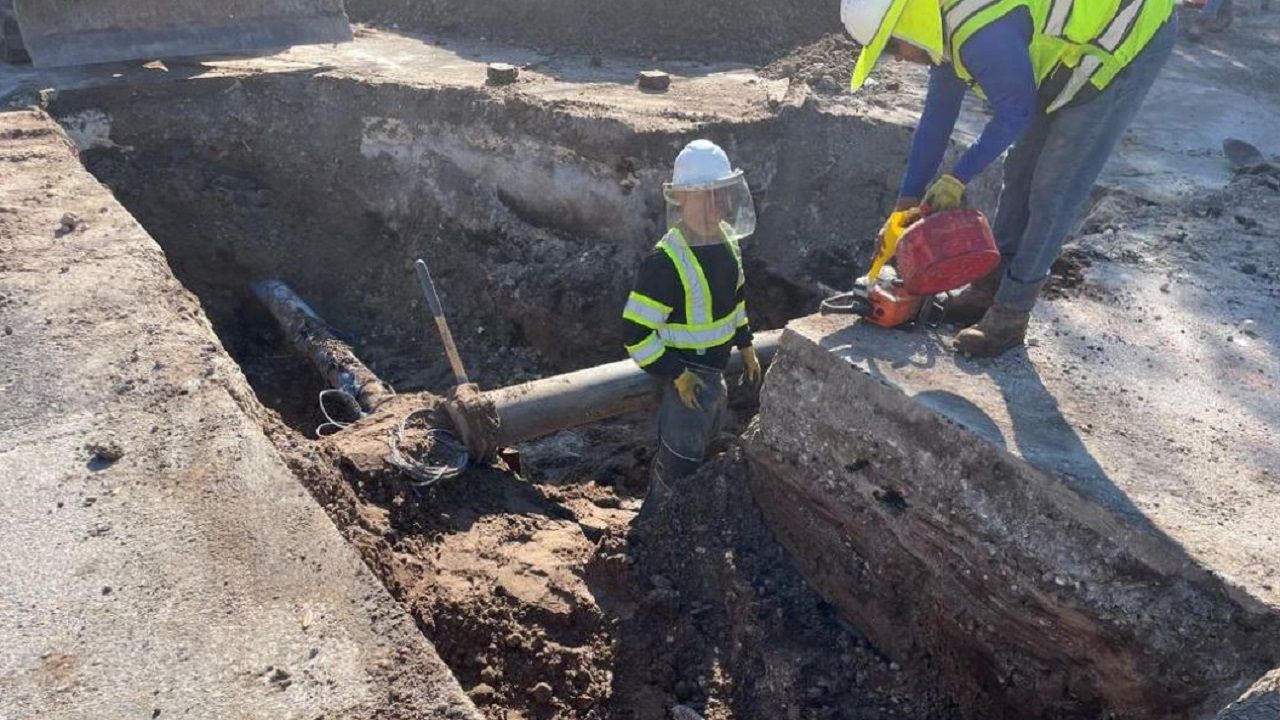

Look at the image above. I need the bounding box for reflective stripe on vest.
[1043,0,1147,112]
[653,228,746,352]
[947,0,1034,82]
[658,304,748,350]
[626,331,666,367]
[1043,0,1071,36]
[659,229,712,326]
[945,0,1004,36]
[726,237,746,289]
[622,291,672,330]
[943,0,1173,113]
[943,0,1021,62]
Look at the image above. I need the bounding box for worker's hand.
[673,369,706,411]
[922,173,966,213]
[739,345,762,388]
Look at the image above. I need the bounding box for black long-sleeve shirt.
[622,241,753,379]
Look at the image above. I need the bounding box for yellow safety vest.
[944,0,1174,112]
[623,228,748,368]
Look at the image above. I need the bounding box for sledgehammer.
[414,258,471,386]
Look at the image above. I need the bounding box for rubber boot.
[634,444,698,527]
[953,304,1030,358]
[941,267,1002,327]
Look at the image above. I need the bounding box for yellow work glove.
[739,345,762,388]
[922,173,966,212]
[673,369,706,411]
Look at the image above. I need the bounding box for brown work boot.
[953,304,1030,358]
[942,267,1002,327]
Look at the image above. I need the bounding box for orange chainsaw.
[821,211,935,328]
[821,208,999,328]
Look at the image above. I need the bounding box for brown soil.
[279,391,959,720]
[760,34,861,94]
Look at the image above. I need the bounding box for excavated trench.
[48,73,973,719]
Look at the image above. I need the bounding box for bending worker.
[621,139,763,519]
[842,0,1175,356]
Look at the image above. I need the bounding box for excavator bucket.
[12,0,352,68]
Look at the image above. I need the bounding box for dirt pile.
[275,387,958,720]
[760,34,860,95]
[347,0,839,63]
[618,450,960,720]
[1065,160,1280,304]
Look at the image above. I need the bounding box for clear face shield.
[663,172,757,245]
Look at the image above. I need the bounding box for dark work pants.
[637,367,727,522]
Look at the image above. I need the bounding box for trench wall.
[52,71,925,390]
[0,106,479,720]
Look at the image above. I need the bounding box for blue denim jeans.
[992,17,1177,312]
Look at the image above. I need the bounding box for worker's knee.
[656,427,710,468]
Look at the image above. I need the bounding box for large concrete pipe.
[252,279,394,412]
[485,330,781,447]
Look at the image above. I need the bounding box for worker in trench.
[842,0,1176,356]
[621,139,763,522]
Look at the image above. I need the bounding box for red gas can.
[895,209,1000,295]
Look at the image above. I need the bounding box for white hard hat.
[841,0,894,46]
[841,0,942,91]
[669,139,743,191]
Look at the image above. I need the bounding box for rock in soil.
[86,440,125,464]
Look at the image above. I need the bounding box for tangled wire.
[316,388,468,488]
[386,407,469,487]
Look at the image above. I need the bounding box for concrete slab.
[745,312,1280,718]
[0,108,478,720]
[780,272,1280,609]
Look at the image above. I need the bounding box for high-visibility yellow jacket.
[944,0,1175,112]
[622,228,751,375]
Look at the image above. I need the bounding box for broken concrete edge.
[741,322,1280,718]
[1216,668,1280,720]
